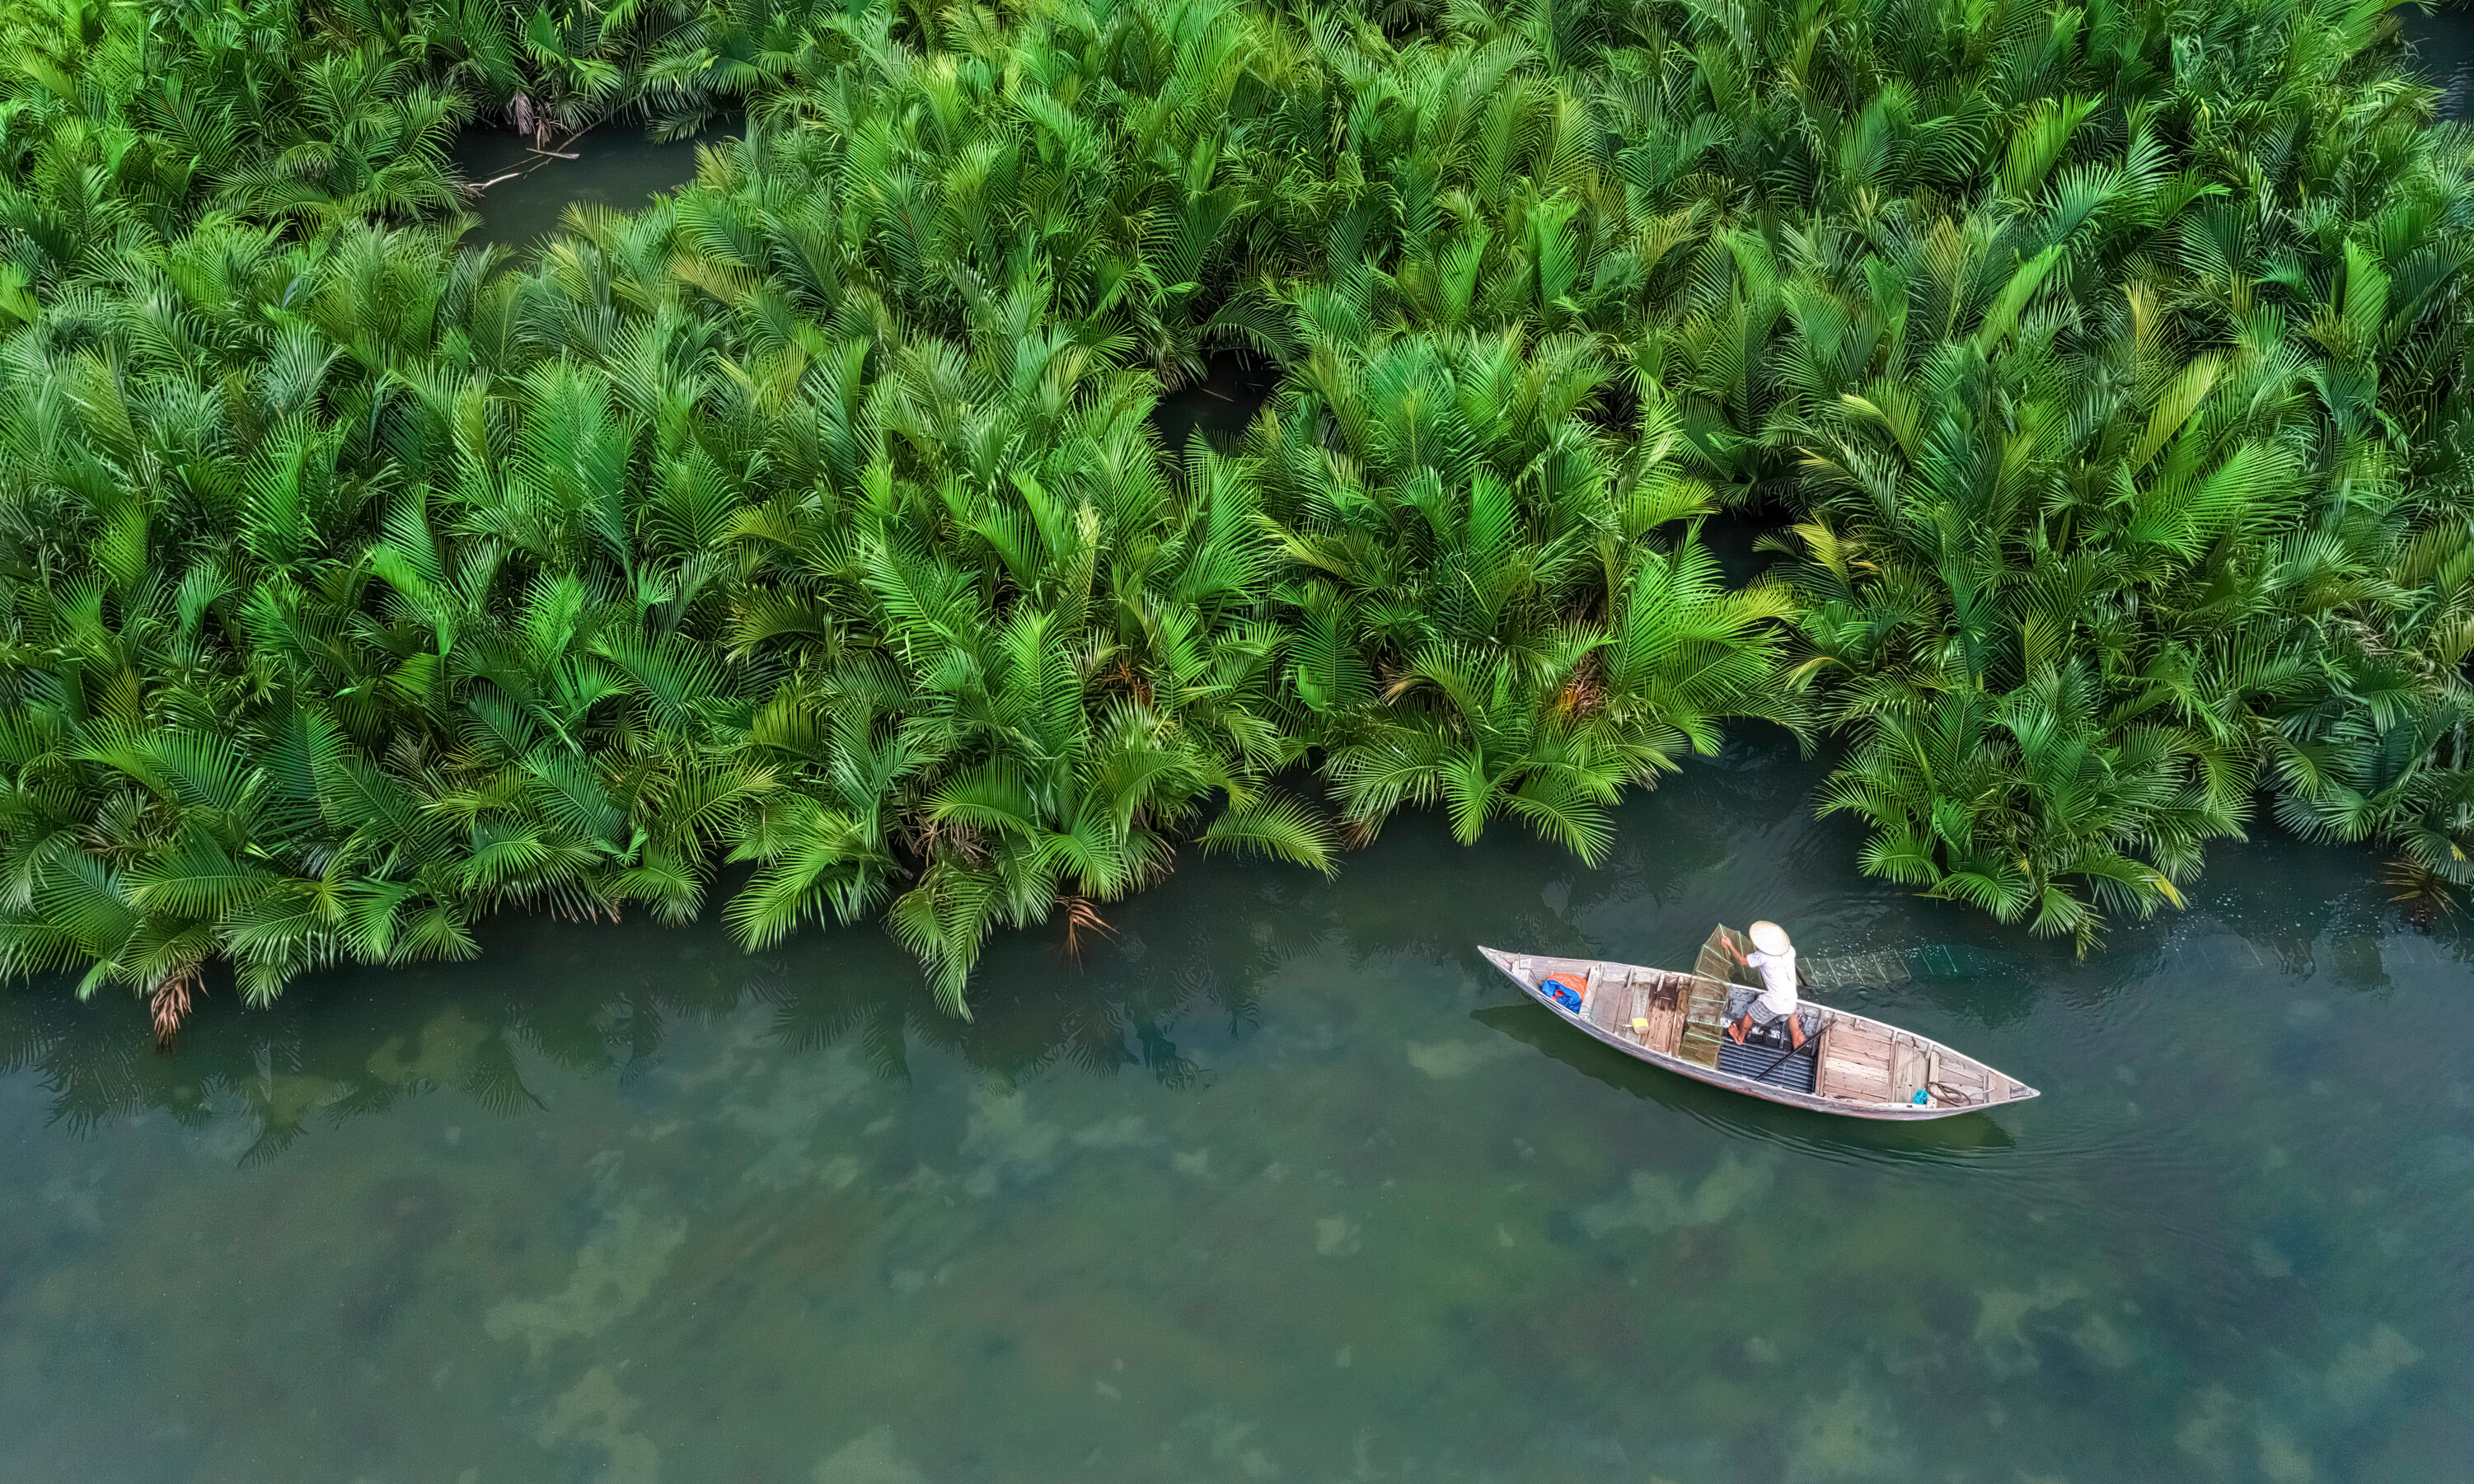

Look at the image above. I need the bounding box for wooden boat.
[1478,927,2038,1120]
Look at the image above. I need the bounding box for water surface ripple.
[0,737,2466,1481]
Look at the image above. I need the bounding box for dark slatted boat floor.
[1715,1035,1819,1093]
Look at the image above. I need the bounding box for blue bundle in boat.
[1541,976,1584,1011]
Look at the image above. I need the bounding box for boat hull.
[1478,942,2037,1121]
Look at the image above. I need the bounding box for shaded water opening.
[1152,353,1279,452]
[452,124,731,251]
[2401,2,2474,119]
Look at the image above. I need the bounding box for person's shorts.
[1727,985,1820,1040]
[1725,985,1780,1023]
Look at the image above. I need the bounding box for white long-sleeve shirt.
[1745,948,1798,1018]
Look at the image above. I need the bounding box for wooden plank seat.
[1586,965,1631,1034]
[1816,1018,1894,1102]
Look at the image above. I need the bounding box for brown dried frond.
[908,817,987,866]
[1060,896,1116,962]
[1554,654,1605,718]
[1098,655,1155,709]
[151,971,199,1050]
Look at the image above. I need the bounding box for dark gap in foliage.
[1150,353,1282,456]
[1697,509,1781,590]
[2399,5,2474,120]
[452,120,740,252]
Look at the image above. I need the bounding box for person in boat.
[1726,920,1819,1050]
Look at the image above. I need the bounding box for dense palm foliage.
[2,0,2471,1032]
[1683,0,2474,942]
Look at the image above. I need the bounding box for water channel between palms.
[0,734,2462,1482]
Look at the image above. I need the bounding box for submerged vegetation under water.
[2,0,2472,1028]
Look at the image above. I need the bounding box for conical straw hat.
[1747,920,1791,954]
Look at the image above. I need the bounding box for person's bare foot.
[1728,1017,1747,1044]
[1789,1018,1806,1051]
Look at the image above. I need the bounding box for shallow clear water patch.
[0,737,2468,1479]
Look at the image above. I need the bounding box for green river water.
[2,735,2467,1482]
